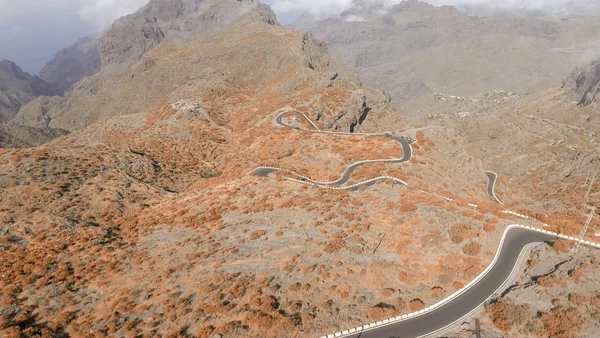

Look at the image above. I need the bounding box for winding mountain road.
[256,110,413,189]
[254,109,600,338]
[330,227,558,338]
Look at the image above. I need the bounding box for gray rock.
[0,60,57,122]
[39,36,101,95]
[563,59,600,108]
[292,1,600,119]
[324,88,392,132]
[0,122,68,148]
[98,0,278,66]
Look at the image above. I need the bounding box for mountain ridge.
[291,0,600,119]
[0,59,57,123]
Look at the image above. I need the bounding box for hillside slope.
[13,0,281,132]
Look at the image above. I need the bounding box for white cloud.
[0,0,149,73]
[0,0,149,30]
[80,0,150,31]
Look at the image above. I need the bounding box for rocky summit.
[39,36,101,95]
[1,1,600,338]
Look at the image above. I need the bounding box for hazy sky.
[0,0,148,74]
[0,0,595,74]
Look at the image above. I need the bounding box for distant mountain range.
[291,0,600,118]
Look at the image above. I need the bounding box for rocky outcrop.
[98,0,278,66]
[10,0,281,133]
[0,60,57,122]
[39,36,101,95]
[324,88,392,132]
[301,32,332,72]
[563,59,600,108]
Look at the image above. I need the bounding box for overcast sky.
[0,0,595,75]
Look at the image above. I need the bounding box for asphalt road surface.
[261,111,413,186]
[342,228,556,338]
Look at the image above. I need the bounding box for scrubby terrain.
[1,1,599,338]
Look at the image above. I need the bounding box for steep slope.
[292,0,600,119]
[563,58,600,109]
[39,36,101,95]
[37,0,277,96]
[98,0,278,66]
[0,60,56,122]
[14,0,279,132]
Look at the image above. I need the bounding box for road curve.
[485,171,504,205]
[256,110,414,188]
[257,109,600,338]
[254,137,412,186]
[323,226,600,338]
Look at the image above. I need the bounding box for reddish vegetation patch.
[462,242,482,256]
[483,222,496,233]
[399,202,417,212]
[551,239,572,253]
[537,306,584,338]
[537,274,566,288]
[452,282,464,290]
[448,223,472,244]
[569,262,590,280]
[250,230,267,240]
[430,286,446,298]
[381,288,395,298]
[486,301,529,332]
[408,299,425,312]
[323,239,347,253]
[367,304,400,321]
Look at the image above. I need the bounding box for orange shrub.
[408,299,425,312]
[399,203,417,212]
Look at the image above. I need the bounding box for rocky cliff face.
[563,59,600,108]
[39,36,101,95]
[0,60,56,122]
[98,0,278,66]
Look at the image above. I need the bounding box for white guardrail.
[319,224,600,338]
[254,166,408,188]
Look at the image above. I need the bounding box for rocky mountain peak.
[99,0,278,66]
[0,60,27,79]
[39,36,101,95]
